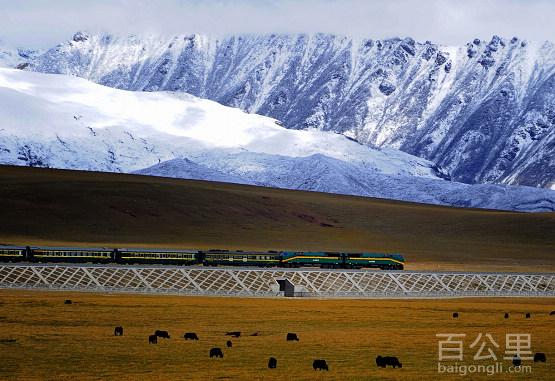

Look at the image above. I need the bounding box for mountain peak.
[8,32,555,188]
[72,31,89,43]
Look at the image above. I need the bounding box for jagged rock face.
[25,33,555,188]
[0,41,39,68]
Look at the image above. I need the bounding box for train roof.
[32,246,113,251]
[1,245,405,259]
[203,250,280,254]
[359,252,405,259]
[117,248,199,253]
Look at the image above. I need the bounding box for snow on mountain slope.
[1,68,553,212]
[23,32,555,188]
[137,154,555,212]
[0,40,38,69]
[0,48,20,69]
[134,157,253,185]
[0,67,440,177]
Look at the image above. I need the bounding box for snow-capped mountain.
[1,67,553,211]
[0,40,38,69]
[20,32,555,189]
[0,67,441,176]
[136,154,555,212]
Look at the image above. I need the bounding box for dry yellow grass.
[0,165,554,272]
[0,289,553,380]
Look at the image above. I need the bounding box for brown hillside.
[0,165,553,272]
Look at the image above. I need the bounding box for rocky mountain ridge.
[18,32,555,188]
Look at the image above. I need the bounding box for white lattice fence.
[0,264,553,297]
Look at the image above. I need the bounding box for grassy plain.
[1,165,554,272]
[0,289,553,380]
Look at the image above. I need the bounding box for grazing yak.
[452,312,459,318]
[210,347,224,358]
[376,356,403,368]
[286,333,299,341]
[226,331,241,338]
[504,313,509,319]
[550,311,555,316]
[268,357,277,369]
[64,300,72,305]
[155,330,170,339]
[226,340,233,348]
[148,335,157,344]
[184,332,199,340]
[512,355,521,367]
[313,359,328,371]
[525,313,531,319]
[534,353,546,363]
[114,326,123,336]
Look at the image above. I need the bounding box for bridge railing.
[0,264,553,298]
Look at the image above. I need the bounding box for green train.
[281,252,405,270]
[0,246,405,270]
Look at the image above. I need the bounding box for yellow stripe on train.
[282,256,340,262]
[348,258,405,265]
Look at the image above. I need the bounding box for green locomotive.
[281,252,404,270]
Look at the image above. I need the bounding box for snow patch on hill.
[137,154,555,212]
[0,67,440,177]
